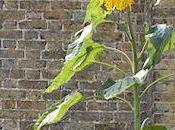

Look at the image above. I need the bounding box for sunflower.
[103,0,134,11]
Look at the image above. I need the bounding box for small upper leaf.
[97,69,148,99]
[84,0,110,27]
[143,125,167,130]
[34,91,83,130]
[144,24,175,69]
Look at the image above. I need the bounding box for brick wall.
[0,0,173,130]
[152,0,175,130]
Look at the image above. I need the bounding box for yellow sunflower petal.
[104,0,114,11]
[103,0,134,11]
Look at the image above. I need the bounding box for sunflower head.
[103,0,134,11]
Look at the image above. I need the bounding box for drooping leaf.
[34,91,83,130]
[45,37,104,93]
[144,24,175,69]
[143,125,167,130]
[97,69,148,99]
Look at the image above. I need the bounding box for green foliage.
[34,91,83,130]
[143,125,167,130]
[45,31,104,93]
[44,0,110,93]
[35,0,175,130]
[144,24,175,69]
[97,69,149,99]
[84,0,110,27]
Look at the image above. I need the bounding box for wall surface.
[152,0,175,130]
[0,0,174,130]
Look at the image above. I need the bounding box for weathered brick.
[154,92,175,102]
[87,101,117,111]
[0,89,42,100]
[52,122,94,130]
[2,40,16,49]
[70,102,86,111]
[48,21,62,31]
[10,69,25,79]
[95,123,126,130]
[26,50,40,59]
[0,120,18,130]
[20,1,50,11]
[18,41,46,50]
[1,79,18,88]
[71,111,100,122]
[4,1,18,10]
[153,82,174,93]
[93,31,123,43]
[63,80,78,90]
[0,109,38,120]
[73,70,94,80]
[17,60,46,69]
[99,112,114,123]
[0,30,22,39]
[0,89,27,100]
[42,50,65,59]
[17,101,46,110]
[154,113,175,124]
[155,59,175,70]
[153,69,175,81]
[72,10,86,21]
[3,21,17,30]
[19,20,47,29]
[154,103,170,113]
[24,30,38,40]
[40,31,72,41]
[63,20,82,31]
[18,80,48,90]
[41,69,59,79]
[0,69,10,80]
[79,81,101,90]
[2,100,16,109]
[46,41,64,51]
[2,59,17,69]
[26,11,42,20]
[51,1,81,10]
[19,121,49,130]
[114,112,134,123]
[44,10,72,20]
[0,10,25,21]
[0,49,24,60]
[43,90,61,100]
[26,70,40,80]
[118,102,132,111]
[47,60,64,70]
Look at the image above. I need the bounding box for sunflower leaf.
[144,24,175,69]
[34,91,83,130]
[97,69,148,99]
[84,0,110,27]
[45,38,104,93]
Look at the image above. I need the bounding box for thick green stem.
[127,9,141,130]
[133,85,141,130]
